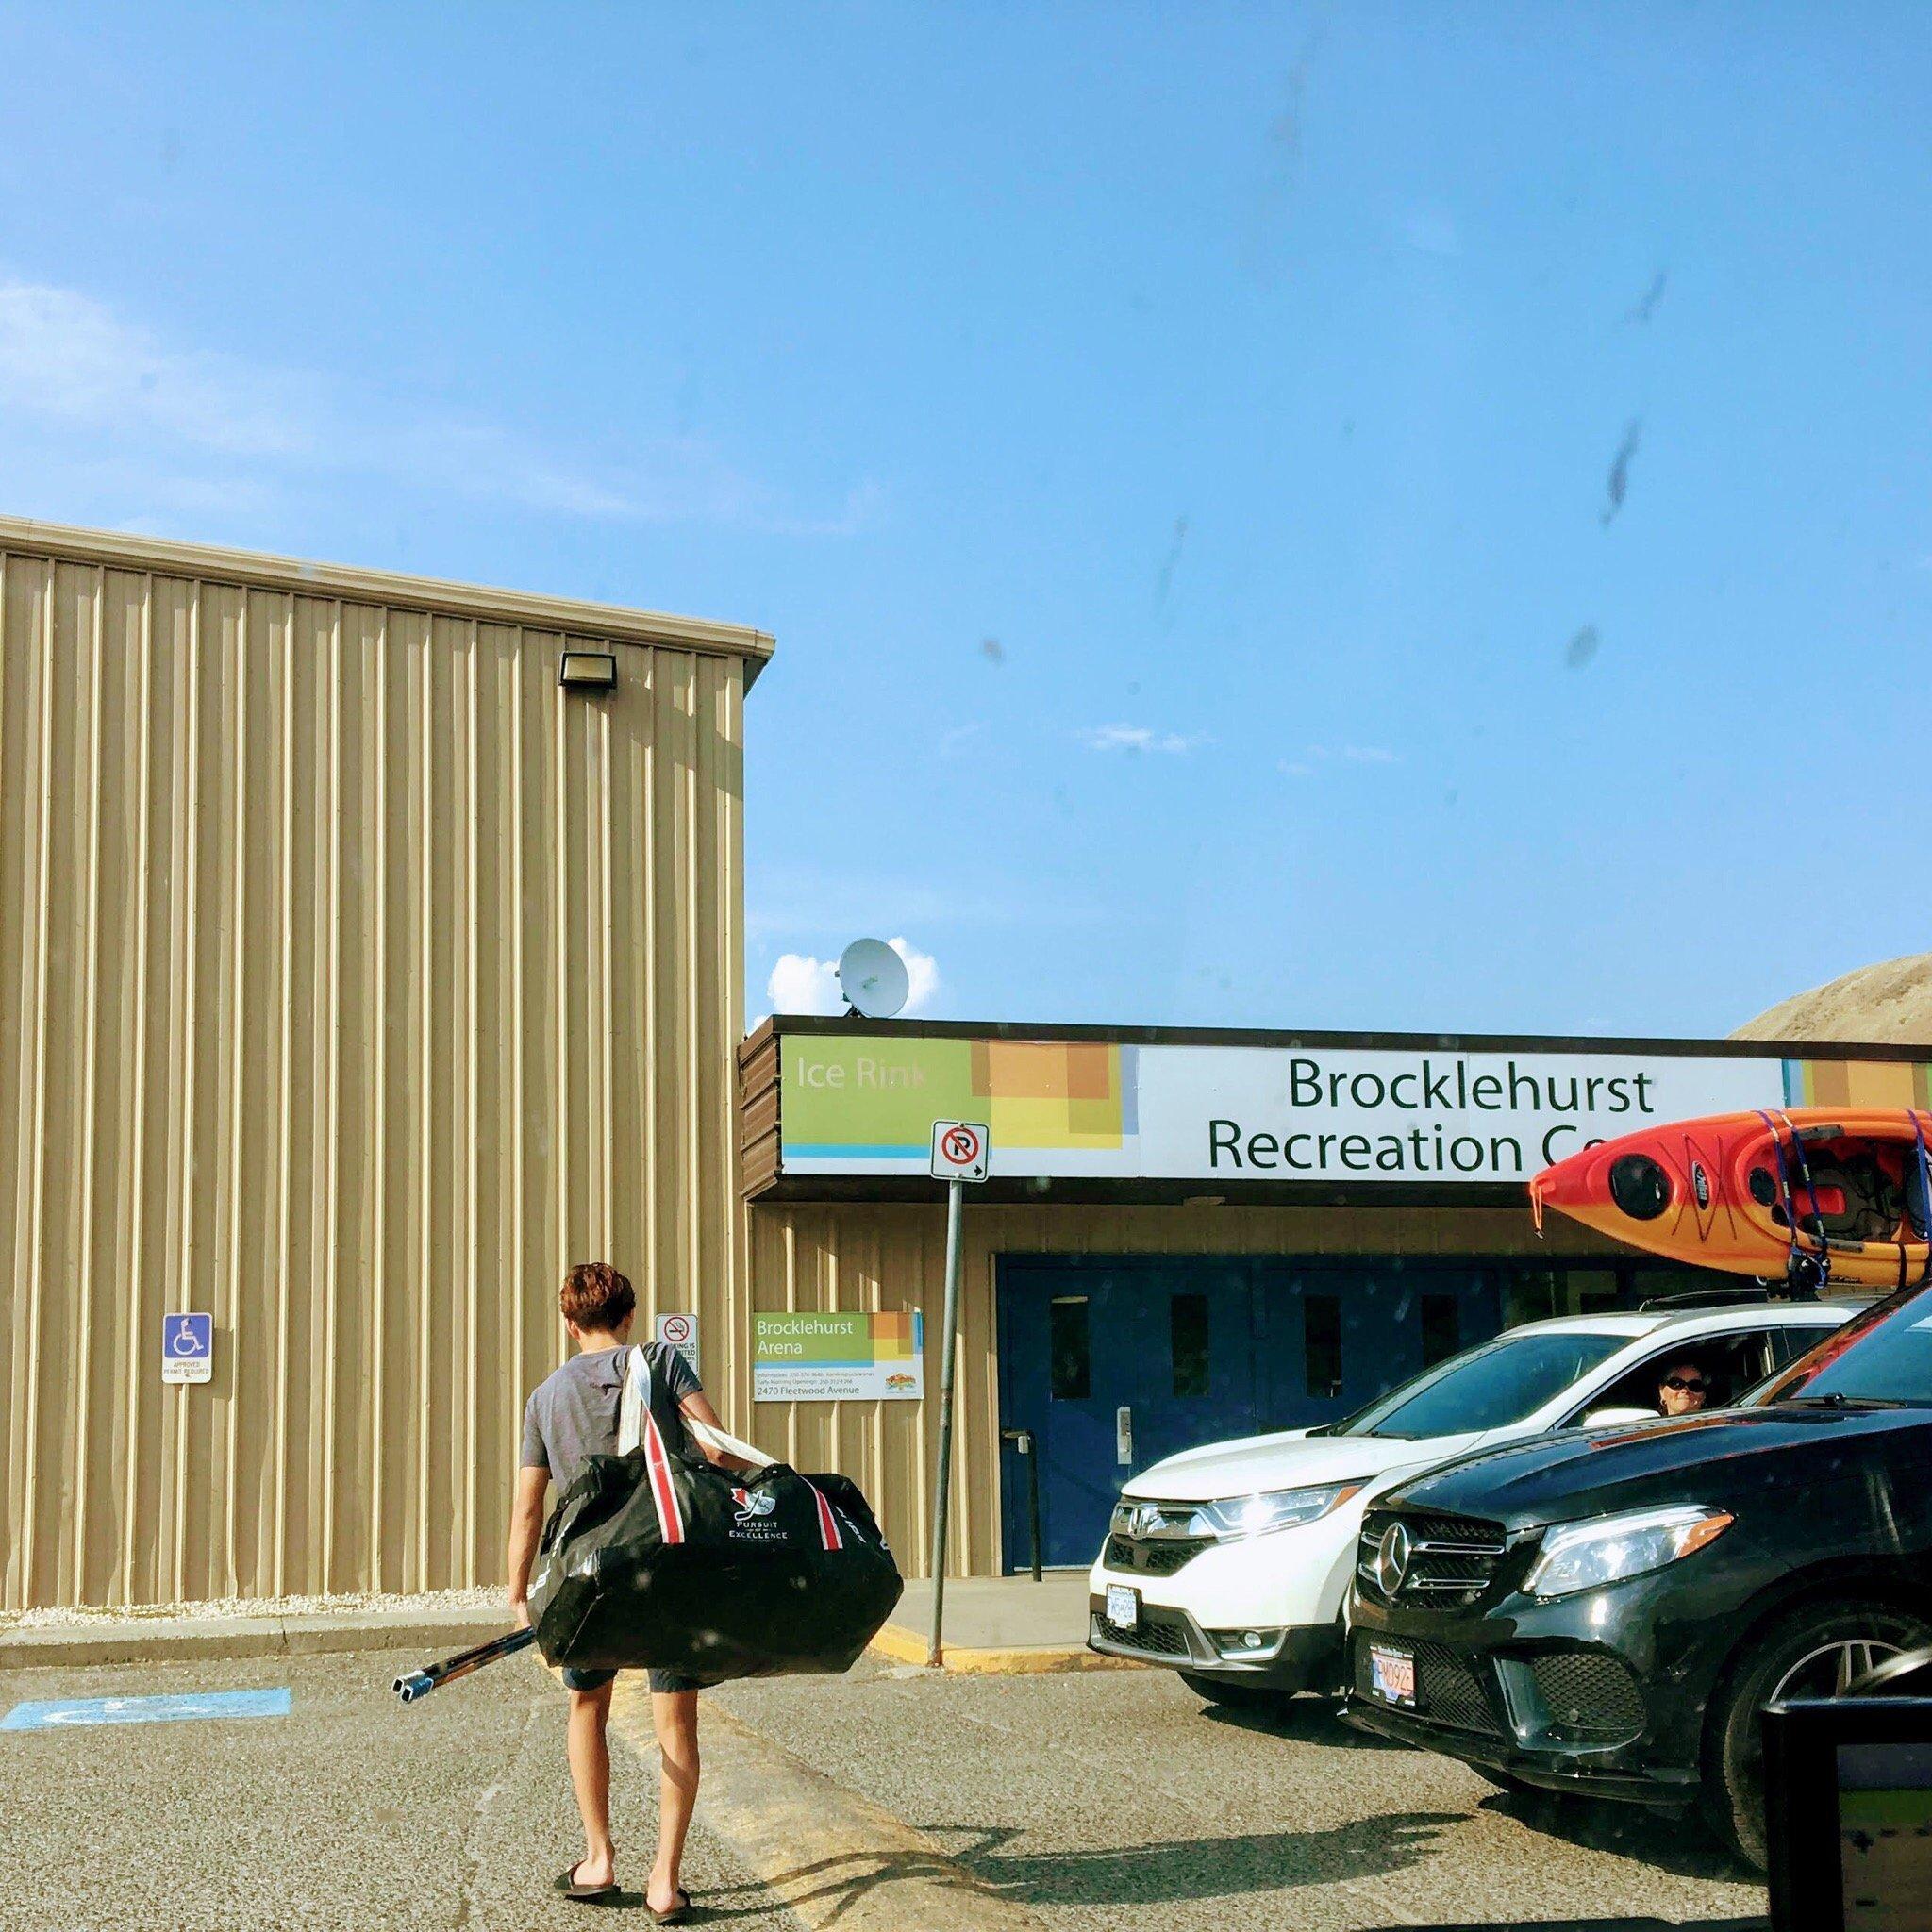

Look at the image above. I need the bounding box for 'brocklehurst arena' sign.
[778,1034,1931,1187]
[752,1310,925,1401]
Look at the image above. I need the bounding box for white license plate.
[1369,1642,1417,1707]
[1106,1584,1140,1631]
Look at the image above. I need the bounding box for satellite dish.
[837,939,909,1020]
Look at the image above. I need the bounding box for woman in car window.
[1656,1359,1710,1417]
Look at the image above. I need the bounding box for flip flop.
[553,1861,621,1905]
[649,1885,692,1924]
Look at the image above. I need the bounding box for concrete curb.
[866,1620,1141,1676]
[608,1678,1048,1932]
[0,1605,508,1672]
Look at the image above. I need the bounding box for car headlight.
[1524,1505,1734,1599]
[1200,1483,1364,1539]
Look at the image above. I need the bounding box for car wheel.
[1704,1597,1932,1870]
[1179,1669,1299,1709]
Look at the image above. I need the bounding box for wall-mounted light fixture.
[558,649,618,692]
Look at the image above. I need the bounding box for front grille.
[1529,1650,1646,1742]
[1354,1633,1502,1736]
[1357,1507,1508,1608]
[1091,1607,1191,1657]
[1106,1533,1214,1577]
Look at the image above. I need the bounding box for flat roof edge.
[754,1013,1932,1062]
[0,514,776,675]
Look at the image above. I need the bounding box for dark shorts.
[562,1667,703,1696]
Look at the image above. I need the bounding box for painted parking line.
[1,1689,291,1731]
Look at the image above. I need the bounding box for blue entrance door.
[996,1258,1259,1571]
[995,1256,1507,1574]
[1253,1259,1503,1430]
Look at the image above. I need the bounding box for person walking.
[507,1262,743,1923]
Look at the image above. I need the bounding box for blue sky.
[3,4,1927,1037]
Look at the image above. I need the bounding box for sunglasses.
[1662,1376,1708,1392]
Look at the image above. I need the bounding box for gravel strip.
[0,1585,506,1631]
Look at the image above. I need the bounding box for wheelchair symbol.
[166,1317,209,1358]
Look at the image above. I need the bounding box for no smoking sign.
[930,1120,991,1183]
[655,1310,700,1377]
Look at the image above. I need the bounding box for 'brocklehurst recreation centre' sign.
[777,1031,1929,1189]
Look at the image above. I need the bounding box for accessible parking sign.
[161,1312,214,1385]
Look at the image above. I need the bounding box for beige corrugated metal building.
[0,516,771,1610]
[11,513,1924,1610]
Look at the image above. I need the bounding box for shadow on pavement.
[693,1812,1460,1922]
[1357,1920,1766,1931]
[1473,1790,1756,1883]
[1200,1692,1408,1749]
[928,1810,1464,1907]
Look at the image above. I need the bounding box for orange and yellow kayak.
[1529,1107,1932,1290]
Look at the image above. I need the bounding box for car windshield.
[1325,1330,1631,1440]
[1751,1285,1932,1407]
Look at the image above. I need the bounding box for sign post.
[927,1120,990,1668]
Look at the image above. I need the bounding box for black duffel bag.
[526,1346,903,1683]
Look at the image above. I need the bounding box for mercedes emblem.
[1375,1521,1412,1596]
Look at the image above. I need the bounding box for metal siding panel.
[0,541,753,1609]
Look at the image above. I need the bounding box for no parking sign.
[930,1120,990,1183]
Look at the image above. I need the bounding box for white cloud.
[766,952,843,1015]
[1080,724,1208,755]
[765,936,939,1016]
[891,937,940,1014]
[0,275,878,535]
[1279,743,1401,775]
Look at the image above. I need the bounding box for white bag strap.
[624,1345,783,1470]
[618,1343,650,1455]
[682,1411,782,1472]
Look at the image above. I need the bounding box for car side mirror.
[1578,1405,1659,1428]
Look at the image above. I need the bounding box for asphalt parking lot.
[0,1644,1774,1932]
[712,1659,1773,1932]
[0,1646,797,1932]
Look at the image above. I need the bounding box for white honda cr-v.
[1086,1297,1857,1707]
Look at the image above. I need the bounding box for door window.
[1420,1292,1460,1367]
[1049,1296,1091,1400]
[1304,1293,1343,1399]
[1768,1322,1839,1371]
[1169,1291,1209,1397]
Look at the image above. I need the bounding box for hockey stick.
[392,1626,537,1703]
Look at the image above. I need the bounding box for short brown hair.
[560,1262,636,1332]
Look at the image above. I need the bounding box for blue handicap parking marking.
[1,1688,291,1731]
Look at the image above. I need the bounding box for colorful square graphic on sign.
[1784,1057,1932,1110]
[780,1035,1127,1174]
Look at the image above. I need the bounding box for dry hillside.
[1736,952,1932,1045]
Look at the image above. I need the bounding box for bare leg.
[649,1690,701,1912]
[566,1681,617,1889]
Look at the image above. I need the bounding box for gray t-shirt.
[519,1342,703,1491]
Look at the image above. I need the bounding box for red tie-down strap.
[641,1407,686,1546]
[803,1480,843,1552]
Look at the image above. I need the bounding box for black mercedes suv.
[1345,1279,1932,1867]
